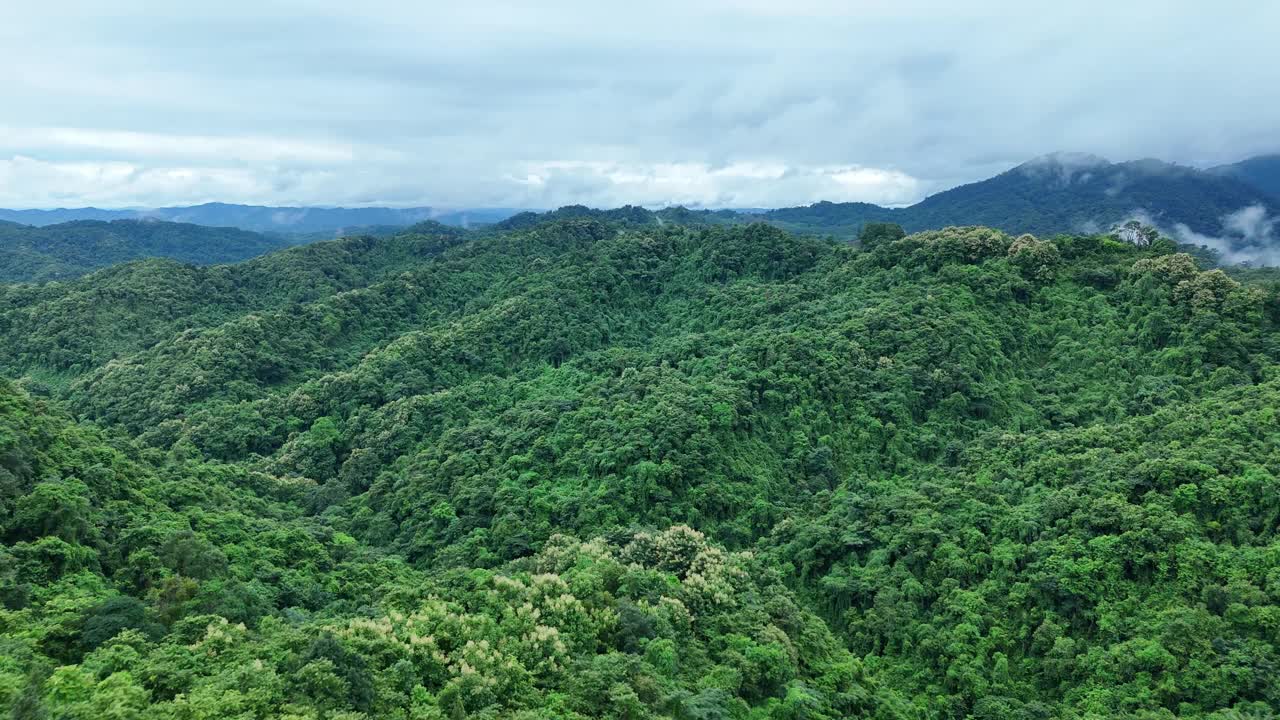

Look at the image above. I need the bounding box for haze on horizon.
[3,0,1278,211]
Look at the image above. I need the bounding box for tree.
[857,222,905,249]
[1113,219,1160,247]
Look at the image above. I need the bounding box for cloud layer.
[1173,205,1280,266]
[4,1,1279,208]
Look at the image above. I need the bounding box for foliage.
[1,218,1279,718]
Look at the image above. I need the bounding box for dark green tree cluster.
[1,216,1278,718]
[0,220,306,283]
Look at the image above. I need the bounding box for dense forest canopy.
[1209,155,1280,199]
[1,216,1279,719]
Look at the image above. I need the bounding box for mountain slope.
[0,223,466,374]
[763,153,1280,240]
[0,219,298,282]
[2,218,1279,717]
[1208,154,1280,198]
[0,375,869,716]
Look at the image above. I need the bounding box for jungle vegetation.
[1,216,1279,719]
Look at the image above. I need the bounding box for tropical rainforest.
[1,214,1279,719]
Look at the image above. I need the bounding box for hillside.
[762,154,1280,240]
[0,203,523,234]
[1,218,1279,718]
[0,219,297,282]
[1208,154,1280,198]
[0,222,465,373]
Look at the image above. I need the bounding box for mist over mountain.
[456,153,1280,266]
[7,152,1280,286]
[760,153,1280,241]
[7,154,1280,252]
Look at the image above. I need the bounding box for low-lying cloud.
[1106,205,1280,266]
[508,161,923,209]
[1172,204,1280,266]
[0,152,923,210]
[1113,204,1280,266]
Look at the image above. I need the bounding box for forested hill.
[0,219,297,282]
[2,218,1280,718]
[1209,154,1280,198]
[761,154,1280,239]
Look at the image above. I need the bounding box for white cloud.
[499,161,922,209]
[1173,204,1280,266]
[1222,204,1277,243]
[0,156,271,207]
[0,127,372,166]
[1119,203,1280,266]
[1,1,1278,208]
[0,154,923,210]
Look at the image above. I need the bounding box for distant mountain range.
[466,154,1280,263]
[0,203,524,234]
[3,154,1278,244]
[3,152,1280,282]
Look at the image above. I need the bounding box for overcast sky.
[3,1,1278,209]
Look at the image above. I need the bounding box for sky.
[2,0,1279,210]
